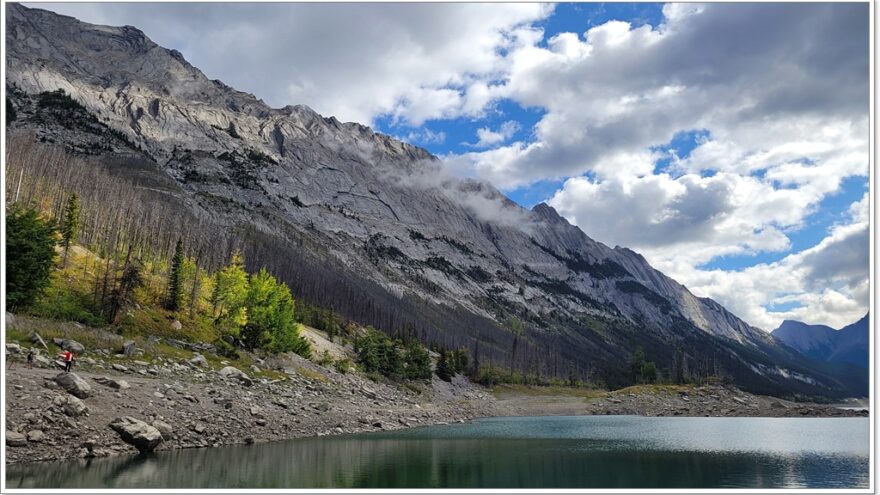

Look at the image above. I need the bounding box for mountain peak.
[772,314,868,368]
[531,202,566,223]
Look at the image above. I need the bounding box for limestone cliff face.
[8,4,861,396]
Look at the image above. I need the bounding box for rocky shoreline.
[4,357,501,465]
[5,349,868,466]
[493,383,869,418]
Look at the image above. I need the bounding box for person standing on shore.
[61,349,73,372]
[26,349,34,369]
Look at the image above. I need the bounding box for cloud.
[658,192,870,330]
[375,159,537,233]
[467,120,521,148]
[449,3,867,188]
[32,2,552,125]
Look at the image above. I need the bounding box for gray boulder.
[6,342,22,354]
[55,394,89,417]
[61,339,85,354]
[54,372,92,398]
[5,312,16,328]
[6,431,27,446]
[26,430,45,442]
[170,320,183,331]
[122,340,137,357]
[109,417,163,453]
[188,353,208,368]
[152,420,174,440]
[218,366,252,386]
[94,376,130,390]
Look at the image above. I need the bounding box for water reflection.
[6,417,869,489]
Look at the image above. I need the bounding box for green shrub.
[30,282,103,327]
[334,357,353,374]
[316,350,333,366]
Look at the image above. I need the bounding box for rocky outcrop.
[109,417,163,453]
[54,372,92,398]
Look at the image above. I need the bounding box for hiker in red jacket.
[60,350,73,372]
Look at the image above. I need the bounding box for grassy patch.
[491,383,607,400]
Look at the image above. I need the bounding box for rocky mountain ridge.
[5,3,866,397]
[772,314,869,368]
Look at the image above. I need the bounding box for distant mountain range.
[772,314,869,368]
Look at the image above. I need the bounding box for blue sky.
[35,3,870,329]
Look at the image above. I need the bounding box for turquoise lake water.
[5,415,870,489]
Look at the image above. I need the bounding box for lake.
[5,416,870,489]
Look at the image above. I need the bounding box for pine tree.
[436,350,453,382]
[6,205,57,309]
[59,193,80,267]
[165,238,184,311]
[404,341,432,380]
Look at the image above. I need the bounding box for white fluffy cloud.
[469,121,522,148]
[457,3,867,188]
[668,193,870,330]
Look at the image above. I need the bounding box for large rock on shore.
[109,417,163,453]
[53,394,89,417]
[188,353,208,368]
[62,339,85,354]
[218,366,252,386]
[54,372,92,398]
[94,376,130,390]
[152,420,174,441]
[6,431,27,446]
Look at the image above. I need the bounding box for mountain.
[773,314,869,368]
[4,4,867,398]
